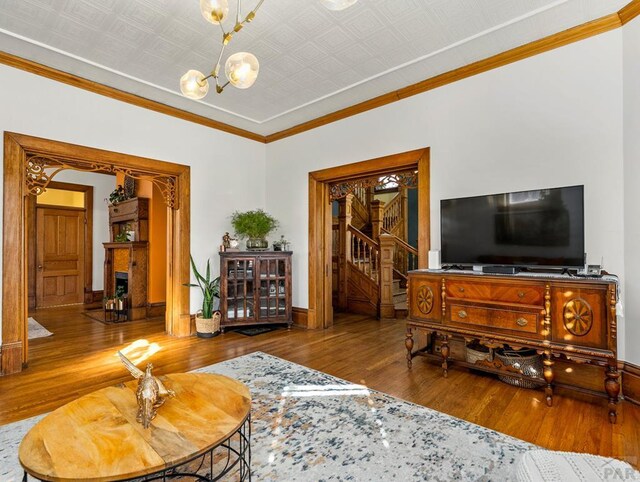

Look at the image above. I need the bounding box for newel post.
[337,194,353,310]
[370,199,385,241]
[379,233,396,320]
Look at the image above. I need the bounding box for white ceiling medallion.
[320,0,358,11]
[180,0,265,100]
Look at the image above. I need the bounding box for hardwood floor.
[2,307,639,467]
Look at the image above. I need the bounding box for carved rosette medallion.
[563,298,593,336]
[417,286,434,314]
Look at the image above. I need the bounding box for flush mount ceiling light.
[180,0,358,100]
[320,0,358,11]
[180,0,265,100]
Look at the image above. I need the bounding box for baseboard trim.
[622,361,640,406]
[146,302,166,318]
[292,307,308,328]
[0,341,23,375]
[90,290,104,303]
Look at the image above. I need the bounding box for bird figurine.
[118,351,175,428]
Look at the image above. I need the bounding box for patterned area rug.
[0,352,534,481]
[27,318,52,340]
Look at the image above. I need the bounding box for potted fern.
[185,256,221,338]
[231,209,279,250]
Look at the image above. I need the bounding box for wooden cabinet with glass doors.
[219,251,292,331]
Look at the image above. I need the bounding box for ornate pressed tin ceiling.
[0,0,628,136]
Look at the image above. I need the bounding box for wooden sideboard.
[406,270,620,422]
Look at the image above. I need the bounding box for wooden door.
[36,207,85,307]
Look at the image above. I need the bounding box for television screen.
[441,185,584,268]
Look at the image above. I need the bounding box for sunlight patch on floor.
[117,339,161,365]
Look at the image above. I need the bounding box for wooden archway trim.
[2,132,192,375]
[307,148,430,330]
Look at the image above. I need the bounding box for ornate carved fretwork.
[25,155,178,208]
[563,298,593,336]
[329,170,418,202]
[416,286,434,314]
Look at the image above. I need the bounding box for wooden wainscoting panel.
[623,362,640,405]
[147,302,166,318]
[292,307,308,328]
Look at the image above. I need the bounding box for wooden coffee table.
[19,373,251,481]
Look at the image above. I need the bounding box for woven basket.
[195,311,221,338]
[465,343,493,364]
[495,348,543,389]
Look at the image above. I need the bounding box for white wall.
[50,170,115,291]
[623,19,640,366]
[265,31,627,359]
[0,63,267,337]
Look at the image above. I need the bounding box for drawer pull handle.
[458,287,465,293]
[458,310,468,319]
[516,317,528,327]
[518,291,525,298]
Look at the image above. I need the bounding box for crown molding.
[265,12,622,143]
[1,2,636,145]
[0,51,267,143]
[619,0,640,25]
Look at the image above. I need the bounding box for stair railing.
[347,225,379,283]
[381,228,418,279]
[382,193,404,238]
[350,191,370,229]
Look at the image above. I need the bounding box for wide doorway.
[308,148,431,329]
[1,132,191,375]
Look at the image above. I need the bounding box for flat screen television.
[441,185,584,268]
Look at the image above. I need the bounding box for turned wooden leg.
[441,335,450,378]
[405,327,414,369]
[543,351,554,407]
[605,364,620,424]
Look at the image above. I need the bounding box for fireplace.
[115,272,128,297]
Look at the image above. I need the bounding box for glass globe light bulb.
[225,52,259,89]
[199,0,229,24]
[320,0,358,11]
[180,70,209,99]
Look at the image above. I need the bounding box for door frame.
[28,181,95,308]
[2,132,191,375]
[308,148,430,329]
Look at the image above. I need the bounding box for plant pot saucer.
[196,331,220,338]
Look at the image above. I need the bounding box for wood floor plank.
[0,307,638,468]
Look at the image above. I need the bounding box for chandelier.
[179,0,358,100]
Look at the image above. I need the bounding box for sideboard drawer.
[448,302,541,336]
[447,279,543,305]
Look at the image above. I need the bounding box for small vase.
[246,237,268,250]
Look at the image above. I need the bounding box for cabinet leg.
[543,351,554,407]
[605,364,620,424]
[405,327,414,369]
[441,335,450,378]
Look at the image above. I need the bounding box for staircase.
[333,186,417,319]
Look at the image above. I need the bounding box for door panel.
[36,207,85,307]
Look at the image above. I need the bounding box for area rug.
[0,352,534,481]
[27,317,52,340]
